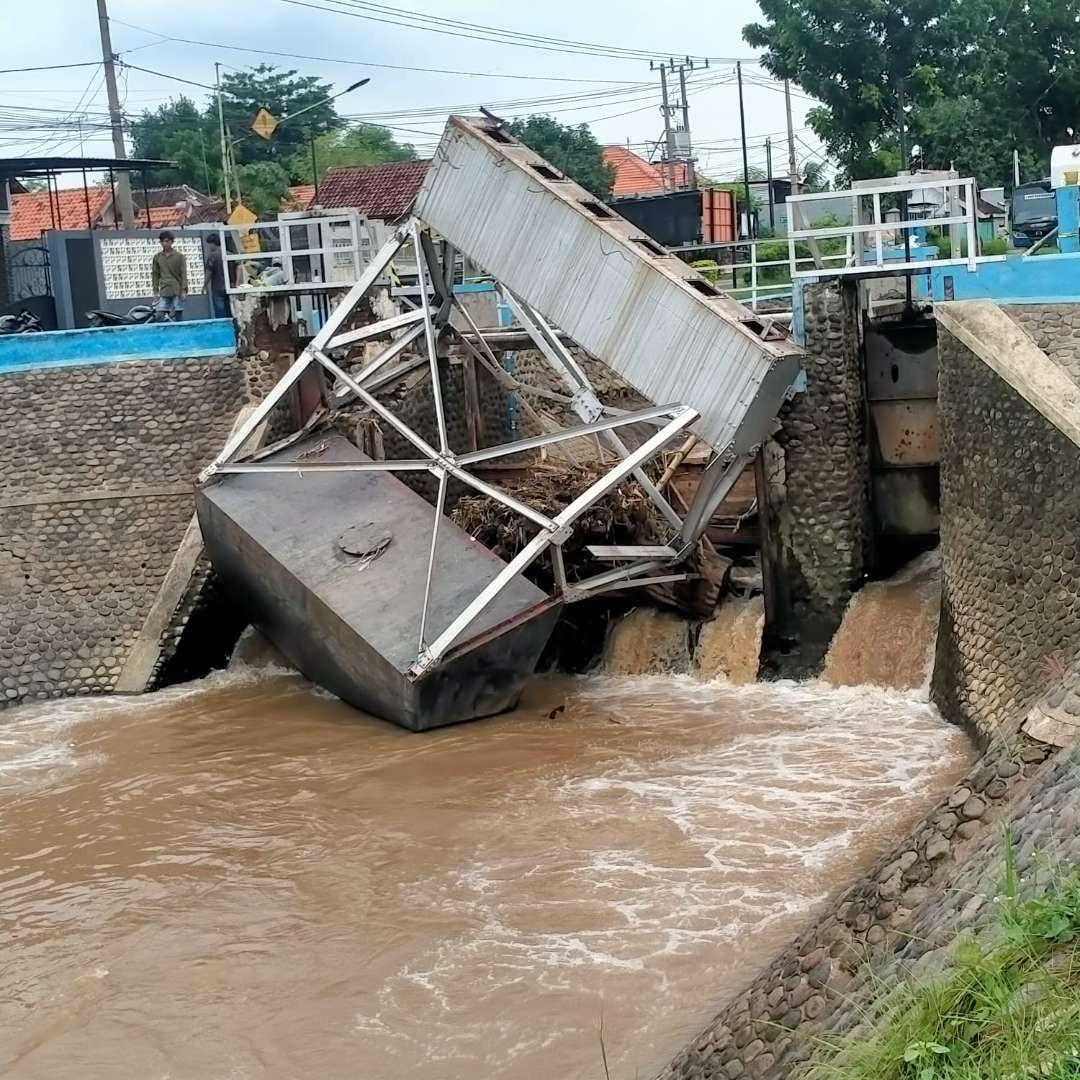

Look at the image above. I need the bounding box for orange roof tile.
[10,187,112,241]
[602,146,688,198]
[285,184,316,210]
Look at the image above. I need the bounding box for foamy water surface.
[0,670,972,1079]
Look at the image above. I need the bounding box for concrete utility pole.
[651,58,702,191]
[1014,148,1021,187]
[216,62,233,214]
[784,79,799,195]
[95,0,135,228]
[736,61,753,238]
[766,136,776,230]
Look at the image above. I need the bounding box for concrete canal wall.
[0,347,282,709]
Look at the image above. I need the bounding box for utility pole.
[784,79,799,195]
[95,0,135,228]
[651,57,702,191]
[1013,148,1021,187]
[765,136,775,230]
[736,60,753,238]
[678,64,695,189]
[216,62,233,214]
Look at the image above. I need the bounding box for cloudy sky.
[0,0,824,186]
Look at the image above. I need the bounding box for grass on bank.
[808,832,1080,1080]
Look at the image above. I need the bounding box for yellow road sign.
[228,202,257,227]
[251,108,279,140]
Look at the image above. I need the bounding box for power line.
[116,61,215,91]
[278,0,760,63]
[107,17,649,86]
[0,61,103,75]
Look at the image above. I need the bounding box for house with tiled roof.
[9,184,221,241]
[284,184,317,212]
[9,187,113,241]
[602,146,688,198]
[316,160,430,223]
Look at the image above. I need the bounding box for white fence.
[219,213,384,296]
[786,176,980,278]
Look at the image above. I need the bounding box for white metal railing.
[219,213,373,295]
[688,237,853,314]
[786,176,981,278]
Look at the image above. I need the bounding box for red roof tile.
[285,184,316,210]
[10,187,112,241]
[317,160,430,220]
[602,146,687,198]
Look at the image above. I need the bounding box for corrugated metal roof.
[416,117,802,455]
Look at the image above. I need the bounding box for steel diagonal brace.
[312,349,560,533]
[199,225,412,483]
[505,292,686,533]
[409,405,698,678]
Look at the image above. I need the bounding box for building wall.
[0,354,279,709]
[771,279,870,667]
[932,312,1080,737]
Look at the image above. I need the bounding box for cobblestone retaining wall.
[932,315,1080,737]
[772,280,870,667]
[1003,303,1080,383]
[0,354,279,709]
[657,720,1061,1080]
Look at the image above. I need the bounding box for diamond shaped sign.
[251,107,279,140]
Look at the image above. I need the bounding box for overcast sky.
[0,0,823,187]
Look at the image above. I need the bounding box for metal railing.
[786,176,982,278]
[219,213,376,295]
[678,237,853,316]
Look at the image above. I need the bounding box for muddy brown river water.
[1,669,973,1080]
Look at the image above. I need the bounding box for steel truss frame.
[200,218,704,675]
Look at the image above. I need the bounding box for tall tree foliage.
[506,116,615,199]
[129,66,414,213]
[287,125,417,185]
[744,0,1080,187]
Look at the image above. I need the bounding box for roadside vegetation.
[809,834,1080,1080]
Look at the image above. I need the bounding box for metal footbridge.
[197,115,803,730]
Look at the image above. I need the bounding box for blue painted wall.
[930,253,1080,304]
[0,319,237,374]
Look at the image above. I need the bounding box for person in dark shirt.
[204,233,230,319]
[151,231,187,321]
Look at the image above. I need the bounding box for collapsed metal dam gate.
[197,115,803,731]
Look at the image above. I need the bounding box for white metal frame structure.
[218,213,368,295]
[200,220,706,675]
[787,176,989,278]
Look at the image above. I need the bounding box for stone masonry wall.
[656,706,1061,1080]
[0,354,279,709]
[932,319,1080,738]
[772,279,870,666]
[1003,303,1080,383]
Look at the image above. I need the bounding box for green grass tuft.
[807,834,1080,1080]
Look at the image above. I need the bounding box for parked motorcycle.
[0,310,44,334]
[85,305,155,328]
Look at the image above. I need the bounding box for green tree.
[129,96,219,191]
[744,0,990,180]
[506,115,615,199]
[234,162,292,218]
[287,124,417,184]
[745,0,1080,188]
[220,65,343,171]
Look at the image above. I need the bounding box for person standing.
[151,231,187,321]
[203,233,230,319]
